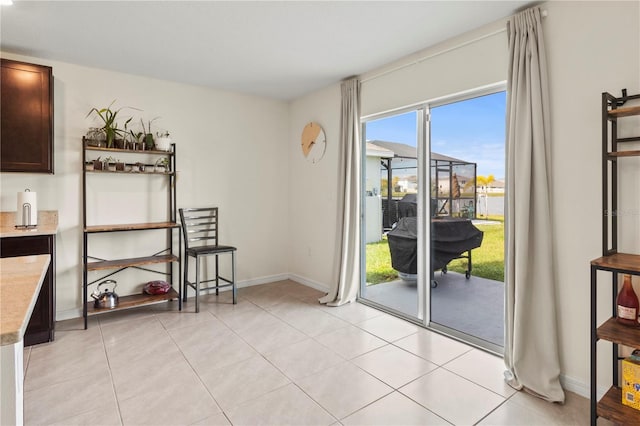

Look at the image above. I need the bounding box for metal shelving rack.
[590,91,640,425]
[81,141,181,329]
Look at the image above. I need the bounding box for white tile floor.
[23,280,591,425]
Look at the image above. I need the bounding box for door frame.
[358,82,507,354]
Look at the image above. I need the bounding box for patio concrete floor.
[364,271,504,347]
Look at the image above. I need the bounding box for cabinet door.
[0,59,54,174]
[0,235,55,346]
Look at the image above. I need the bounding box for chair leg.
[183,255,189,303]
[215,255,219,296]
[232,251,237,305]
[195,255,200,313]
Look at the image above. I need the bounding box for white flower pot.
[155,136,172,151]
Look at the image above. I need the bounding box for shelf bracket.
[612,88,628,107]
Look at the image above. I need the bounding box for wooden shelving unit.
[597,387,640,424]
[82,142,181,328]
[86,169,175,175]
[85,222,179,233]
[86,254,179,271]
[591,91,640,425]
[86,288,179,315]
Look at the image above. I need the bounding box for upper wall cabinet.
[1,59,54,174]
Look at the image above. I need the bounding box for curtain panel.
[320,78,361,307]
[504,7,564,403]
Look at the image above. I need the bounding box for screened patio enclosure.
[367,140,477,231]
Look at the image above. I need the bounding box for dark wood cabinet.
[1,235,56,346]
[0,59,54,174]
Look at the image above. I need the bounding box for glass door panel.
[360,110,423,321]
[429,91,506,351]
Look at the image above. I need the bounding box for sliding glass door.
[360,108,427,322]
[359,87,506,352]
[428,91,506,352]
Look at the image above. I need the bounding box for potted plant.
[140,117,158,150]
[155,131,172,151]
[92,156,103,171]
[115,158,125,171]
[103,156,116,171]
[154,157,170,173]
[86,101,135,148]
[85,128,106,147]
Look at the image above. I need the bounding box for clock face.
[301,122,326,164]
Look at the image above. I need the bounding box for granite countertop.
[0,211,58,238]
[0,254,51,345]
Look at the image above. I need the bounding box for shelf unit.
[591,92,640,425]
[82,141,181,329]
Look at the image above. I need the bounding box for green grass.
[365,216,504,284]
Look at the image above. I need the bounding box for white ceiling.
[0,1,533,100]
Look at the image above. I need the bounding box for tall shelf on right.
[590,91,640,425]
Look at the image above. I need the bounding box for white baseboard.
[56,308,83,322]
[287,273,330,293]
[237,273,290,288]
[55,272,325,321]
[560,373,606,400]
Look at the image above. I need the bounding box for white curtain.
[504,7,565,403]
[319,78,361,306]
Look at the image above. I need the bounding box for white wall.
[286,0,640,397]
[287,84,341,291]
[543,0,640,395]
[0,52,290,319]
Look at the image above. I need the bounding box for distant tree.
[476,174,495,217]
[476,174,495,190]
[380,178,388,196]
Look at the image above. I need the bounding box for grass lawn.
[366,215,504,284]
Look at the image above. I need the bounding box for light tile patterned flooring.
[24,280,591,425]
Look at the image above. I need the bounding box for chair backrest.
[179,207,219,250]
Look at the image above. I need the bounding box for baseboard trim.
[55,272,326,321]
[237,273,290,288]
[56,308,83,322]
[287,273,330,293]
[560,373,606,400]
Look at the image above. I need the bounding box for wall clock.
[301,122,326,164]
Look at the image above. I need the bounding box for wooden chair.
[179,207,237,312]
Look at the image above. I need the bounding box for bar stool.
[179,207,237,312]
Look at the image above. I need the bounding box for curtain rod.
[361,9,548,84]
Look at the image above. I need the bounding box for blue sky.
[365,91,506,179]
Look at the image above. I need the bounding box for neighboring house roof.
[368,140,417,159]
[367,140,468,163]
[365,142,395,158]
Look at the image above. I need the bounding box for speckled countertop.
[0,211,58,238]
[0,254,51,345]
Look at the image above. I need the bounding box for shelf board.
[591,253,640,274]
[84,145,174,155]
[608,150,640,158]
[85,221,179,233]
[609,105,640,118]
[86,169,174,175]
[86,288,179,315]
[597,386,640,424]
[87,254,178,271]
[597,317,640,347]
